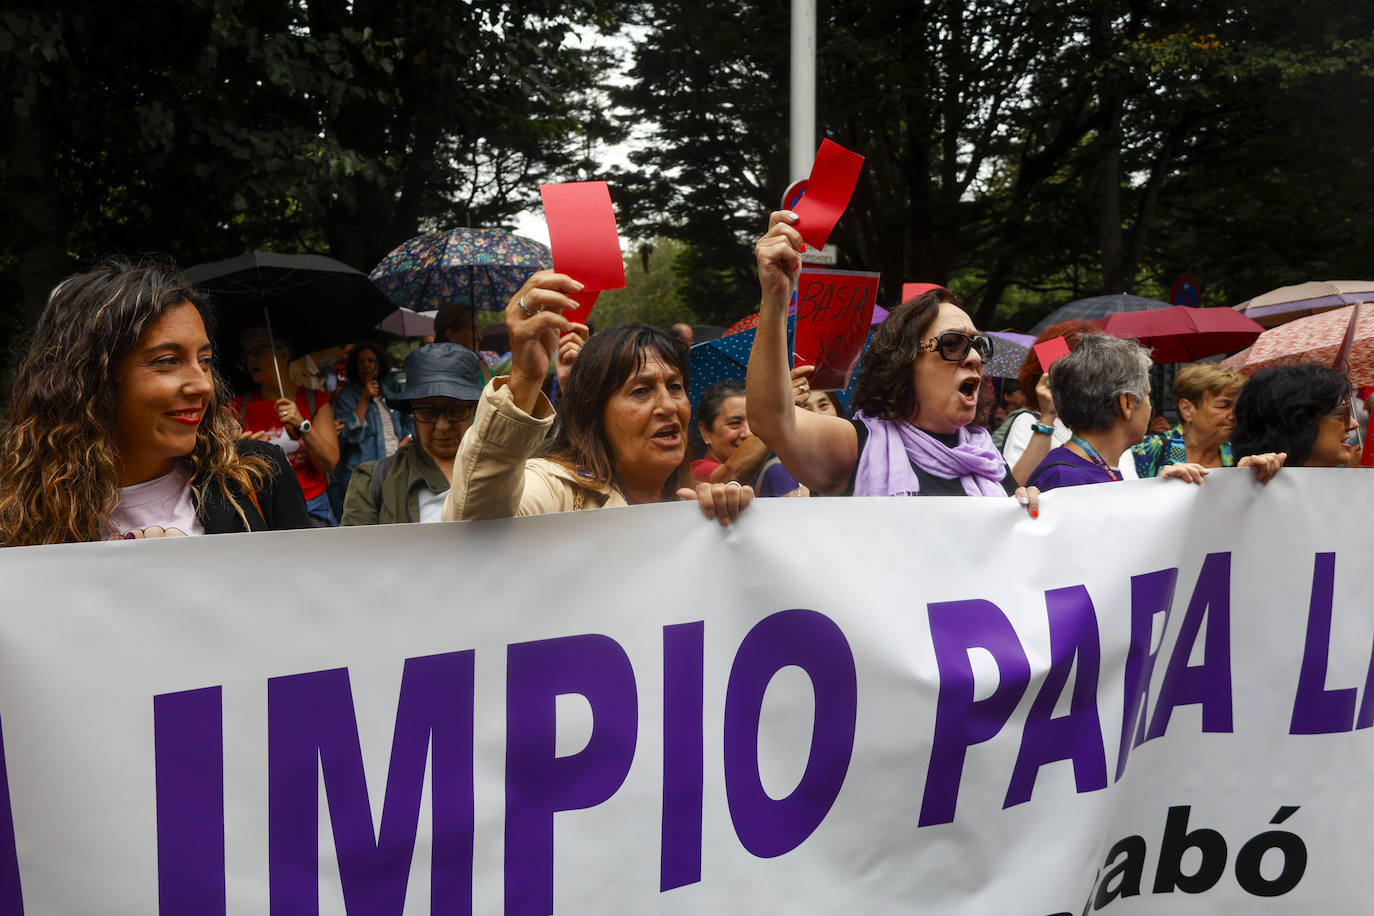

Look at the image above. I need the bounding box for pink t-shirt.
[102,465,205,539]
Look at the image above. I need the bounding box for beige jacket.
[442,378,628,520]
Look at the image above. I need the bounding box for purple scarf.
[853,411,1009,497]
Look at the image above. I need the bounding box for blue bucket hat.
[386,343,484,408]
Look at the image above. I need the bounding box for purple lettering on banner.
[1356,631,1374,730]
[1146,553,1233,741]
[920,599,1030,827]
[1291,553,1357,734]
[1116,568,1178,782]
[267,652,475,916]
[1004,585,1107,807]
[661,622,704,891]
[154,686,226,915]
[723,609,857,857]
[505,634,638,916]
[0,717,24,915]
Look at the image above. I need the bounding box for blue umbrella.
[687,317,795,453]
[688,316,796,408]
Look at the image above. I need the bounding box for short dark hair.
[346,341,391,382]
[697,379,745,432]
[433,302,475,342]
[1232,363,1350,466]
[544,323,692,499]
[851,289,954,421]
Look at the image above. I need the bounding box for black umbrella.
[185,251,395,382]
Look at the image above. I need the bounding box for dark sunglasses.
[410,404,476,424]
[920,331,994,362]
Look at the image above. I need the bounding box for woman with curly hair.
[1232,363,1358,468]
[745,210,1038,513]
[0,260,309,547]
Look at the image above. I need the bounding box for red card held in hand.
[790,139,865,251]
[540,181,626,324]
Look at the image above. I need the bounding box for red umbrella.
[1094,306,1264,363]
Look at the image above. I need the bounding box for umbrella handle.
[263,307,285,393]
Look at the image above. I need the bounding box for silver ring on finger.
[725,480,742,489]
[518,296,538,317]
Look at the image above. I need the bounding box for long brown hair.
[0,259,270,546]
[543,323,692,502]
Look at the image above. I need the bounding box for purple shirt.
[1028,446,1118,491]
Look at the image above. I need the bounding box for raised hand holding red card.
[539,181,626,324]
[790,139,865,251]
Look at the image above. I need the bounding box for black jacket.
[198,440,310,533]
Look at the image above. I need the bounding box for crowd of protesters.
[0,210,1367,548]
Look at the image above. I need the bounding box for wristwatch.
[295,419,312,436]
[1030,422,1055,436]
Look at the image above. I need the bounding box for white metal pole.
[790,0,817,184]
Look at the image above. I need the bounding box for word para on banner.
[143,609,856,916]
[919,550,1374,827]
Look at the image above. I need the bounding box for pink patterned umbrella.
[1221,304,1374,384]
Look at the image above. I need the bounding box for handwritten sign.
[792,267,880,389]
[790,140,864,251]
[540,181,626,324]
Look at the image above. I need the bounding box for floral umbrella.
[369,228,553,313]
[983,331,1033,379]
[1221,304,1374,385]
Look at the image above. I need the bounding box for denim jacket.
[332,381,409,489]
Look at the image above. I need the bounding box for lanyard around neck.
[1071,433,1122,481]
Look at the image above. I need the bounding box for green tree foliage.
[594,237,700,329]
[0,0,622,334]
[613,1,1374,330]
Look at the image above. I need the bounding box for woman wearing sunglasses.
[747,210,1038,513]
[341,343,483,525]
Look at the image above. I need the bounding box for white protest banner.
[0,469,1370,914]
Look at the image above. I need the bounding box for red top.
[691,457,722,482]
[230,388,330,500]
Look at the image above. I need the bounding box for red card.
[790,139,864,251]
[1034,336,1071,371]
[901,282,944,302]
[540,181,626,323]
[792,267,879,390]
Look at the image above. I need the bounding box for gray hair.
[1048,334,1152,433]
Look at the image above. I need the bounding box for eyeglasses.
[411,404,475,424]
[919,331,994,362]
[1323,401,1353,423]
